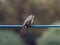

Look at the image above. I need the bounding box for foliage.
[0,30,25,45]
[36,21,60,45]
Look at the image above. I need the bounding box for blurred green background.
[0,0,60,45]
[0,30,25,45]
[0,0,60,36]
[36,21,60,45]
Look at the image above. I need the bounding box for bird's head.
[28,15,34,19]
[23,15,35,25]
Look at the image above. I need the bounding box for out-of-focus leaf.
[7,6,14,14]
[0,30,25,45]
[36,21,60,45]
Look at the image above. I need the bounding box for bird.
[20,15,34,36]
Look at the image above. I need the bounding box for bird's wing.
[20,26,27,36]
[23,18,33,25]
[20,19,32,36]
[20,15,34,36]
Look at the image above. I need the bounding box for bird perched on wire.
[20,15,34,36]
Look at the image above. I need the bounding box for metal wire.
[0,25,60,28]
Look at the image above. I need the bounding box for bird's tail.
[20,26,28,36]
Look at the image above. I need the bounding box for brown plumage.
[20,15,34,36]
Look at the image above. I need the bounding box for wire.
[0,25,60,28]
